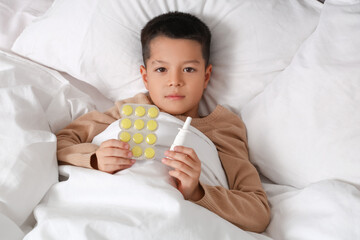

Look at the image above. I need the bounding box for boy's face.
[140,36,212,117]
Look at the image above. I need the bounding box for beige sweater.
[56,93,270,232]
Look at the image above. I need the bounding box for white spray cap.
[182,117,192,130]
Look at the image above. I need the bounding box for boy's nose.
[168,71,184,87]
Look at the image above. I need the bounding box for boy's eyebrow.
[151,60,168,65]
[151,60,201,65]
[183,60,201,65]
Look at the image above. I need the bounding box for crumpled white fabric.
[23,160,269,240]
[263,180,360,240]
[0,50,95,239]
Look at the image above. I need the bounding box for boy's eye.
[184,67,196,73]
[155,67,167,73]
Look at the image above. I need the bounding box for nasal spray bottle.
[170,117,192,150]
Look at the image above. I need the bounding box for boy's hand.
[94,139,135,174]
[162,146,204,201]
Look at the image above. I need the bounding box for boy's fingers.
[169,169,189,182]
[173,146,198,160]
[164,151,197,169]
[103,148,133,158]
[162,158,195,177]
[101,139,130,149]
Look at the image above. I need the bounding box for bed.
[1,0,359,239]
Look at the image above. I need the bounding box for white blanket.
[23,114,271,239]
[0,50,95,239]
[24,166,270,240]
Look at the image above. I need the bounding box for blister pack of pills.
[118,104,160,160]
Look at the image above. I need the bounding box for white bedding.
[1,0,360,239]
[0,0,53,51]
[0,51,95,238]
[264,180,360,240]
[24,164,267,240]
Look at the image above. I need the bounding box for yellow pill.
[119,131,131,142]
[132,146,142,157]
[134,119,145,130]
[121,105,133,116]
[146,133,157,145]
[132,133,144,144]
[144,147,155,159]
[135,106,146,117]
[146,120,158,131]
[120,118,132,129]
[147,107,159,118]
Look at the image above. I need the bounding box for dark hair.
[141,11,211,67]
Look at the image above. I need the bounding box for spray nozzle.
[170,117,192,151]
[182,117,192,130]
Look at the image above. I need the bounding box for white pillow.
[12,0,322,115]
[0,0,53,51]
[241,0,360,188]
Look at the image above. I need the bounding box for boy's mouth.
[165,94,185,100]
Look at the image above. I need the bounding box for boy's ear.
[204,64,212,89]
[140,65,149,90]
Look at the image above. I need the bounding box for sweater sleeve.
[56,107,119,168]
[191,107,271,232]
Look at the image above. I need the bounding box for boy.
[56,12,270,232]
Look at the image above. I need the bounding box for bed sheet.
[0,50,95,238]
[59,72,113,112]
